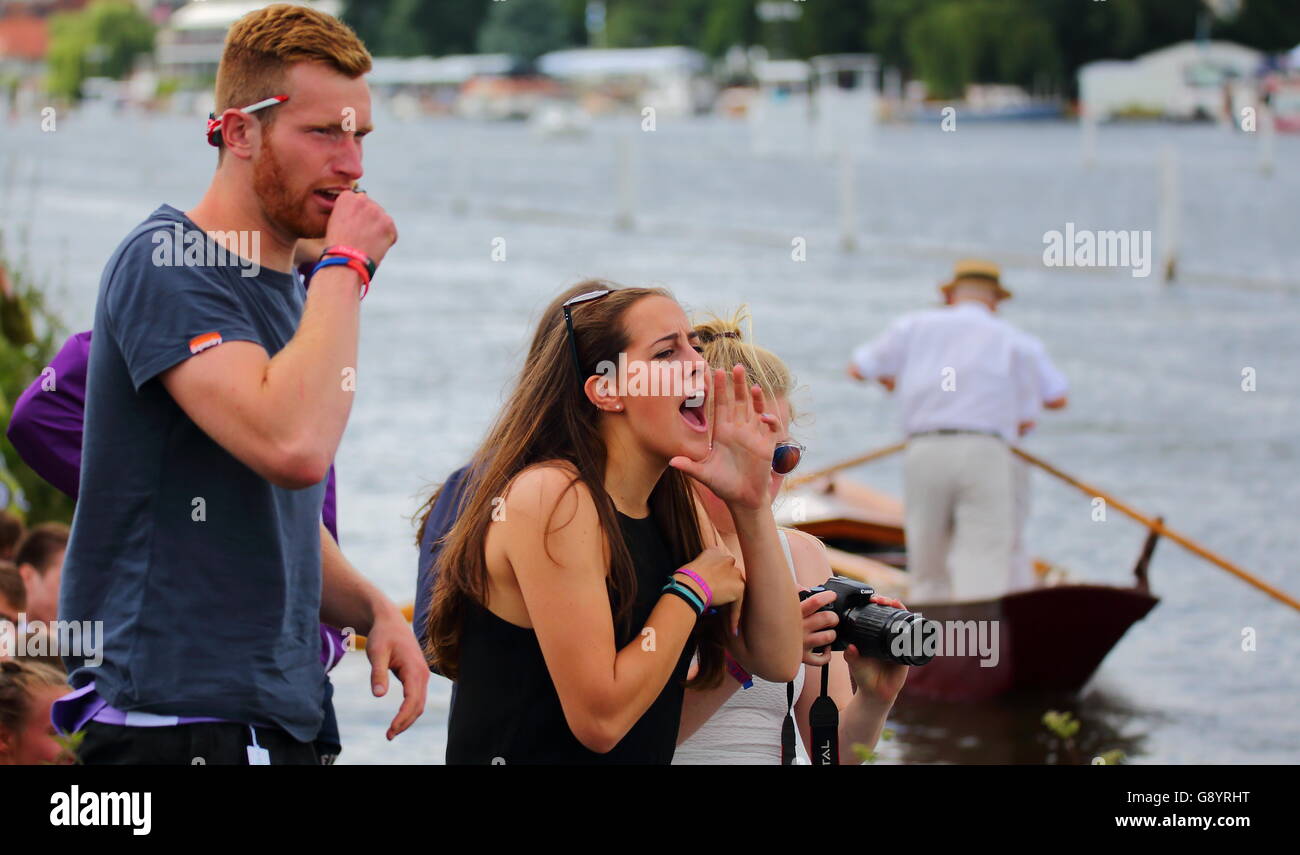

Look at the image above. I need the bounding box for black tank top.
[446,510,695,764]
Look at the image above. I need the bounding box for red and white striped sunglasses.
[206,95,289,147]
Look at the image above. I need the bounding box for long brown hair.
[418,281,727,687]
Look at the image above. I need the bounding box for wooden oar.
[785,441,906,489]
[1013,447,1300,614]
[784,439,1297,612]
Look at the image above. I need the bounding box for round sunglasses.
[772,441,805,476]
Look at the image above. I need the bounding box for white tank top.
[673,529,806,765]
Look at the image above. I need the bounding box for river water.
[2,107,1297,764]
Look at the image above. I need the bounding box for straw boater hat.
[940,259,1012,301]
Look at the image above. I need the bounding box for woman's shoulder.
[781,527,832,588]
[507,459,580,490]
[502,460,596,525]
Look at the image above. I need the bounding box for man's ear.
[17,563,35,591]
[0,727,13,758]
[218,109,260,161]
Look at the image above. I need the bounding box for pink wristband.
[672,567,712,610]
[725,651,753,688]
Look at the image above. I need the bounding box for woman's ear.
[585,370,623,413]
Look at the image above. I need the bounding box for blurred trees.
[344,0,1300,96]
[883,0,1063,98]
[478,0,577,63]
[46,0,155,101]
[0,235,75,526]
[1215,0,1300,51]
[344,0,496,57]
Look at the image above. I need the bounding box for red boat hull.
[782,474,1161,700]
[900,584,1159,701]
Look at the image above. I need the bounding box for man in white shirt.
[847,260,1045,603]
[1006,330,1069,590]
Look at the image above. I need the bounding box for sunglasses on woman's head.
[563,289,611,383]
[772,441,805,475]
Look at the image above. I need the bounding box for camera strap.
[780,680,798,764]
[809,664,840,765]
[781,666,841,765]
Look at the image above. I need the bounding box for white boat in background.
[537,46,715,117]
[1079,40,1262,121]
[529,100,591,139]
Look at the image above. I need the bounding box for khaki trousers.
[1008,455,1035,591]
[903,434,1015,603]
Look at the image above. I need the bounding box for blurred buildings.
[155,0,339,80]
[1,0,1297,136]
[1080,41,1264,121]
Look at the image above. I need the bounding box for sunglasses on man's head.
[772,441,805,476]
[563,289,611,383]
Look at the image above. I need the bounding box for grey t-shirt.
[61,205,326,742]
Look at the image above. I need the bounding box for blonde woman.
[0,660,72,765]
[674,310,909,765]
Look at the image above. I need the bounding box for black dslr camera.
[800,576,935,667]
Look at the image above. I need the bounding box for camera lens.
[842,603,936,666]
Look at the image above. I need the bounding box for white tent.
[368,55,514,88]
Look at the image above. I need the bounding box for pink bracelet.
[672,567,712,610]
[725,651,754,689]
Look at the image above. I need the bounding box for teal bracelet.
[661,581,704,617]
[669,580,705,612]
[662,584,703,616]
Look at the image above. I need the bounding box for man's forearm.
[261,269,361,471]
[319,522,395,636]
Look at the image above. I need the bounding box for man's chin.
[265,206,327,241]
[299,206,330,240]
[298,220,327,240]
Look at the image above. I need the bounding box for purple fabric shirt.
[49,680,238,735]
[8,330,341,542]
[7,328,346,732]
[8,331,91,499]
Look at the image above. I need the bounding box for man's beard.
[252,136,326,240]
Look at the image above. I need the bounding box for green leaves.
[1042,709,1081,740]
[851,730,894,764]
[49,729,86,765]
[0,230,75,526]
[851,742,877,764]
[1043,710,1126,765]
